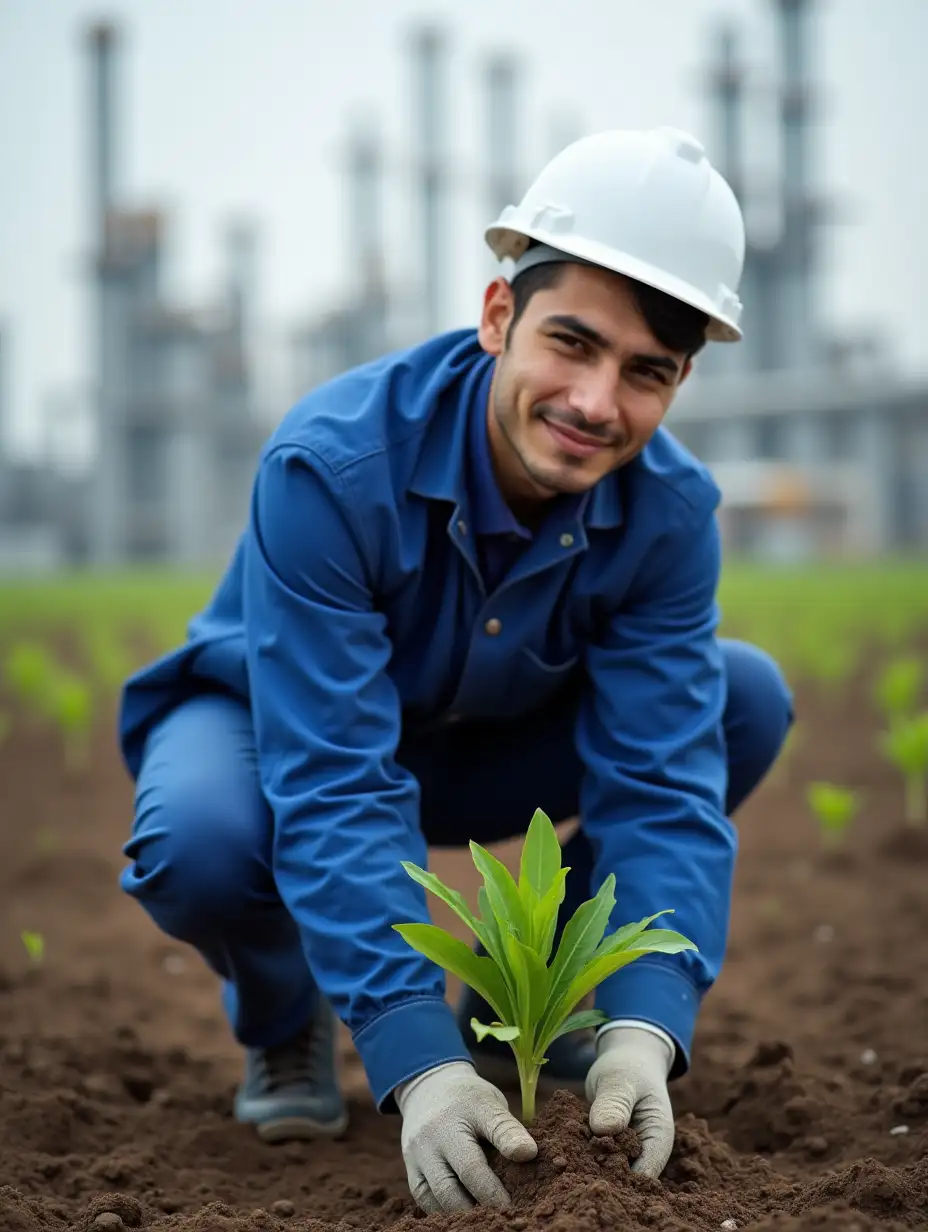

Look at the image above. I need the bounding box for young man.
[117,127,792,1214]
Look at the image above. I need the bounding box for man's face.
[478,263,692,505]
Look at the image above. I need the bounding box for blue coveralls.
[117,329,793,1110]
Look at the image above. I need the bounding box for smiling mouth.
[542,417,612,460]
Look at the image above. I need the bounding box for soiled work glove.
[395,1060,537,1213]
[584,1024,676,1178]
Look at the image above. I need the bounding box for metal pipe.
[710,18,744,202]
[409,23,447,337]
[483,52,520,222]
[88,22,117,250]
[774,0,816,368]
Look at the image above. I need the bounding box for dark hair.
[506,245,709,358]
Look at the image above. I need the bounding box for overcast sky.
[1,0,925,460]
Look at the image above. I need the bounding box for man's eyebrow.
[634,353,680,375]
[542,314,680,374]
[543,314,611,351]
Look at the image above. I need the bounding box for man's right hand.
[394,1061,538,1213]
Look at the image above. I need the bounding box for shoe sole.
[470,1052,588,1100]
[254,1112,350,1143]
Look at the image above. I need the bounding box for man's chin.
[524,461,605,498]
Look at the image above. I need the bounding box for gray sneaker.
[234,997,349,1141]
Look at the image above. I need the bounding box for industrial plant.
[1,0,926,571]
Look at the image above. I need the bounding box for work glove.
[394,1060,538,1213]
[584,1023,676,1179]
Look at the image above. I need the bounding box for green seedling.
[48,669,94,771]
[21,930,45,964]
[801,637,857,701]
[805,781,860,850]
[393,807,696,1124]
[879,712,928,827]
[82,627,133,698]
[4,641,57,723]
[873,657,924,727]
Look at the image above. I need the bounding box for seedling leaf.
[544,1008,608,1047]
[392,923,512,1020]
[805,781,859,849]
[470,1018,520,1043]
[540,932,697,1051]
[21,930,44,964]
[533,867,568,965]
[519,808,562,901]
[469,841,529,941]
[544,875,616,1017]
[400,862,481,937]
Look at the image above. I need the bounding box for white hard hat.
[485,126,746,343]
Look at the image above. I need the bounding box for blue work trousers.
[120,638,792,1049]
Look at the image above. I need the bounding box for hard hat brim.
[485,223,743,344]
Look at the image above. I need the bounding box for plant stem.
[905,773,926,828]
[516,1053,539,1126]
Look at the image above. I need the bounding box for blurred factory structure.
[0,0,926,572]
[670,0,928,561]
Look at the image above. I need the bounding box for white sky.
[1,0,926,460]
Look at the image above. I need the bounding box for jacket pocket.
[492,646,581,717]
[521,647,581,675]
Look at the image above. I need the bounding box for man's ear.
[478,278,515,356]
[678,355,694,387]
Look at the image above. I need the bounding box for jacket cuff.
[594,959,701,1079]
[352,997,472,1112]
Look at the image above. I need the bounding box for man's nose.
[567,369,621,426]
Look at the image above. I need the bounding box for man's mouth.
[542,416,612,460]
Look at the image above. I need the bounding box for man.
[118,126,792,1214]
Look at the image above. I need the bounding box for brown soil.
[1,662,926,1231]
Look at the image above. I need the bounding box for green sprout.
[48,669,94,771]
[393,807,696,1124]
[879,712,928,828]
[873,657,924,727]
[805,781,860,850]
[21,930,45,964]
[82,627,133,698]
[802,638,857,701]
[4,641,56,723]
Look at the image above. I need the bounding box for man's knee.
[720,639,793,810]
[120,773,270,942]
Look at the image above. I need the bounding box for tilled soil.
[1,663,926,1231]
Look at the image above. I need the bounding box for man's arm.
[577,503,734,1075]
[242,442,471,1108]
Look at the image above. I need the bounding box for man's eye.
[552,332,583,350]
[636,365,666,384]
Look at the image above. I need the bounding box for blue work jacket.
[119,328,734,1110]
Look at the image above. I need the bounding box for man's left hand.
[584,1025,675,1179]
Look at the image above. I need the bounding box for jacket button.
[484,618,502,636]
[560,532,574,547]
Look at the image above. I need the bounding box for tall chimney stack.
[774,0,817,369]
[88,22,117,252]
[483,52,520,222]
[409,23,447,338]
[346,117,385,300]
[699,17,755,376]
[346,115,386,361]
[711,18,745,202]
[225,219,257,343]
